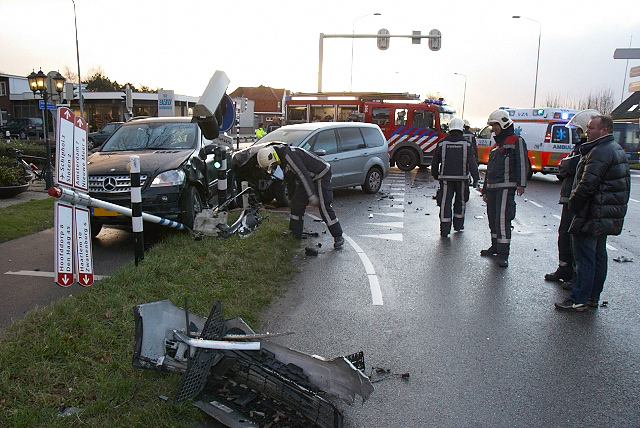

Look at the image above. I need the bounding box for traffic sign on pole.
[56,107,75,188]
[74,206,94,286]
[630,66,640,78]
[73,115,88,191]
[55,202,74,287]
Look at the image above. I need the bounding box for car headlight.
[150,169,185,187]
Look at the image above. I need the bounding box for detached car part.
[132,300,374,427]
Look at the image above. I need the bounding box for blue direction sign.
[39,100,56,110]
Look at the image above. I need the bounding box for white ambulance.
[477,107,580,178]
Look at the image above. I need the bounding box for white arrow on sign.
[56,107,76,188]
[55,202,74,287]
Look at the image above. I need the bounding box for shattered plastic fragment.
[613,256,633,262]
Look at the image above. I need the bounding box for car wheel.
[363,166,383,194]
[19,131,27,140]
[90,218,103,238]
[526,158,533,180]
[395,148,418,171]
[180,186,203,229]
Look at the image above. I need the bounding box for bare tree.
[61,66,78,83]
[544,87,616,114]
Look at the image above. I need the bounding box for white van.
[477,107,580,178]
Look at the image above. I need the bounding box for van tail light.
[544,132,551,143]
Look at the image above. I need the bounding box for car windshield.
[101,122,197,151]
[254,128,312,146]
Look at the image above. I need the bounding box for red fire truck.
[285,92,456,171]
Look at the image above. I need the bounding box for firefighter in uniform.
[431,117,480,237]
[463,119,478,161]
[257,144,345,248]
[481,110,528,267]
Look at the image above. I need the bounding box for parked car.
[231,122,389,206]
[613,121,639,163]
[87,117,229,237]
[88,122,123,150]
[1,117,44,139]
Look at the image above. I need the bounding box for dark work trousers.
[439,180,467,235]
[289,174,342,238]
[557,203,574,269]
[485,188,516,259]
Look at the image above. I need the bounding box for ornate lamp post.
[27,69,65,189]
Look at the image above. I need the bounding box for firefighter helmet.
[463,119,471,128]
[449,117,464,132]
[257,146,280,171]
[567,109,600,133]
[487,110,513,129]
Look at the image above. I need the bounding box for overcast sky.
[1,0,639,127]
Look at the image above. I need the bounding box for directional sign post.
[55,202,74,287]
[54,107,93,287]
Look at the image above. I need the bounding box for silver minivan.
[232,122,390,206]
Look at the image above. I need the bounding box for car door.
[301,129,343,186]
[335,127,368,187]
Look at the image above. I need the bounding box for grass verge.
[0,209,301,427]
[0,197,55,243]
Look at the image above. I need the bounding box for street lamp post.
[350,12,381,91]
[27,69,65,189]
[513,15,541,108]
[454,72,467,119]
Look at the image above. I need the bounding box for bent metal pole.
[48,186,186,230]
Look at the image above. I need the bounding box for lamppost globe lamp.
[26,68,66,188]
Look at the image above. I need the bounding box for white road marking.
[529,200,543,208]
[306,214,383,305]
[369,222,404,228]
[630,198,639,203]
[359,233,403,241]
[371,212,404,218]
[344,234,383,306]
[552,214,561,220]
[606,243,618,251]
[4,270,106,280]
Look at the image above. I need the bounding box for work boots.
[480,239,497,257]
[544,265,573,282]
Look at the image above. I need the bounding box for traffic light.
[377,28,390,50]
[429,29,441,51]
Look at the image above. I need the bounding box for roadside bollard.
[5,130,9,144]
[130,155,144,266]
[242,181,249,209]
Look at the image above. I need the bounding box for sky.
[1,0,639,127]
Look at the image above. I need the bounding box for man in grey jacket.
[555,115,630,311]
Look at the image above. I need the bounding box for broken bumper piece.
[132,300,374,428]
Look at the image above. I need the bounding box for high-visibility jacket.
[255,127,267,139]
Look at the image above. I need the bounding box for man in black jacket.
[545,109,599,285]
[481,110,528,268]
[555,115,630,311]
[431,117,480,237]
[257,144,344,248]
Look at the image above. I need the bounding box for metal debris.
[132,300,374,428]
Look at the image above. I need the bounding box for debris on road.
[613,256,633,262]
[132,300,374,427]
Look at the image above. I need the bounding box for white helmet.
[566,109,600,132]
[463,119,471,128]
[257,146,280,171]
[449,117,464,132]
[487,110,513,129]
